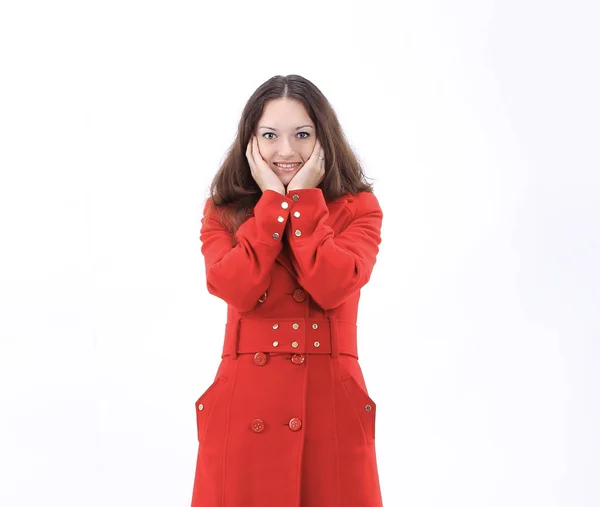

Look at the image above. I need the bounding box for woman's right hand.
[246,135,285,195]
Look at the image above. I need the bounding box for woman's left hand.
[287,139,325,192]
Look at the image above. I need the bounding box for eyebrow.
[258,125,314,131]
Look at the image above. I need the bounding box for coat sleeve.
[200,189,295,312]
[284,188,383,310]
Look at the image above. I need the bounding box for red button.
[251,419,265,433]
[291,354,305,365]
[292,289,306,302]
[253,352,267,366]
[288,417,302,431]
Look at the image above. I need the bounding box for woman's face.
[255,97,317,187]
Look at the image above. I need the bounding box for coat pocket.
[195,375,228,443]
[340,367,377,446]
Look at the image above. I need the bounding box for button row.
[257,288,306,304]
[198,405,313,425]
[252,352,305,366]
[250,417,303,433]
[272,322,319,330]
[271,340,320,348]
[272,200,290,240]
[273,194,303,240]
[270,321,321,349]
[290,193,301,237]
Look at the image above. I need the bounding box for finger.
[246,138,256,173]
[246,139,252,161]
[251,137,260,162]
[310,140,321,162]
[253,136,264,162]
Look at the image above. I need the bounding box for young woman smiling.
[191,74,384,507]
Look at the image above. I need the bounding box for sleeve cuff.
[284,188,329,238]
[237,189,296,243]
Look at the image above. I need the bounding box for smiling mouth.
[274,162,301,172]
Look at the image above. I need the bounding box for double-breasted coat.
[191,187,384,507]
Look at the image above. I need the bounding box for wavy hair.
[205,74,374,234]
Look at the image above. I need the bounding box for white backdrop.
[0,1,598,506]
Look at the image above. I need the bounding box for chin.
[278,175,295,186]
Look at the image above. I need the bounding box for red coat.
[191,187,384,507]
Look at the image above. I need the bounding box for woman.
[191,74,384,507]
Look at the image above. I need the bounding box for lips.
[274,162,301,172]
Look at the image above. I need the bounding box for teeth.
[276,163,299,169]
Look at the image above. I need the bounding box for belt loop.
[328,313,339,358]
[223,318,240,359]
[232,318,240,359]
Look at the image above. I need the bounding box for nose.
[277,137,296,158]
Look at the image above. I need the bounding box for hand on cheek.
[287,139,326,191]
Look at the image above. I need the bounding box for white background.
[1,1,598,506]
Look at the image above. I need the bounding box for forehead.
[259,98,313,127]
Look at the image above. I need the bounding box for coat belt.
[222,317,358,359]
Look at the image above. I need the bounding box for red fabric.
[191,188,384,507]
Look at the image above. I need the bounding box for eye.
[261,132,311,140]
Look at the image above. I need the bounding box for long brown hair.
[205,74,375,234]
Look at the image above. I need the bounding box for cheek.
[256,139,274,160]
[303,139,317,161]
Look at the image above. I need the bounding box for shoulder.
[202,197,235,227]
[342,190,382,217]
